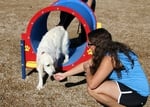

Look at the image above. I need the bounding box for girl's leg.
[58,11,74,30]
[87,80,125,107]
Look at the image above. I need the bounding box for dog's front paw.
[63,59,69,64]
[63,55,69,64]
[63,58,69,64]
[37,84,43,90]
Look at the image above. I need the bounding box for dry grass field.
[0,0,149,106]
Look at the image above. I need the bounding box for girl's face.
[87,41,96,53]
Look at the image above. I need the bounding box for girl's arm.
[54,59,92,81]
[87,0,93,7]
[84,56,114,89]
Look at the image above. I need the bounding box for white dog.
[36,26,70,90]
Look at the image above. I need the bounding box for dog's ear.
[37,63,43,72]
[50,65,55,72]
[47,53,54,64]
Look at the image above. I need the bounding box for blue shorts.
[116,82,148,107]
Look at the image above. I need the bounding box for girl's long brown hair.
[88,28,134,78]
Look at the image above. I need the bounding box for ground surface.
[0,0,150,107]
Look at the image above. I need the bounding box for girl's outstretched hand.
[53,73,66,81]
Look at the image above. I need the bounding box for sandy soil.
[0,0,149,106]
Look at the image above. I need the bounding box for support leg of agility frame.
[20,40,26,79]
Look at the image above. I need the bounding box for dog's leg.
[63,54,69,64]
[62,31,70,64]
[37,64,44,90]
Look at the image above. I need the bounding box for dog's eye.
[46,64,50,67]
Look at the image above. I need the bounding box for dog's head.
[37,52,55,76]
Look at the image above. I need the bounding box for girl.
[54,28,150,107]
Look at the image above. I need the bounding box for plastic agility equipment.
[20,0,97,79]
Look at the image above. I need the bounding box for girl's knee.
[87,87,96,96]
[87,86,101,97]
[87,81,119,97]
